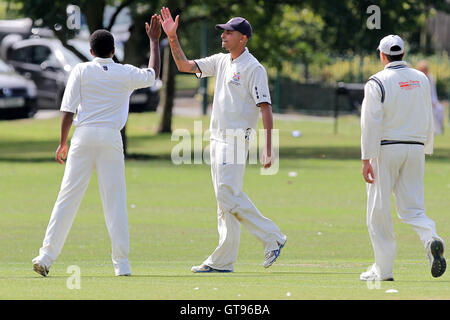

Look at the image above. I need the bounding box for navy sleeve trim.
[256,102,271,108]
[194,61,202,79]
[368,76,385,103]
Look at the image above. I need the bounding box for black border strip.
[194,60,202,79]
[381,140,424,146]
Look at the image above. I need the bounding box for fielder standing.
[32,16,161,277]
[360,35,446,281]
[159,7,286,272]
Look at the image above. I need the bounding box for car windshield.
[59,46,83,67]
[0,59,12,73]
[67,39,91,61]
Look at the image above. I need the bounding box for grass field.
[0,110,449,300]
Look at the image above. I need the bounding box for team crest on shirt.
[231,72,241,85]
[398,80,420,90]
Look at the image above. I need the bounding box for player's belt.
[381,140,424,146]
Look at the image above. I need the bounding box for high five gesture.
[159,7,199,73]
[145,14,161,78]
[160,6,180,39]
[145,14,162,40]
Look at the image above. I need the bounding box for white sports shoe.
[360,264,394,281]
[191,264,232,273]
[263,239,287,268]
[113,260,132,276]
[426,239,446,278]
[32,261,50,277]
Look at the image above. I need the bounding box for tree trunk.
[158,44,176,133]
[157,0,181,134]
[120,6,152,157]
[123,13,149,67]
[83,0,106,32]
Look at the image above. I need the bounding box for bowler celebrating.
[360,35,446,281]
[32,16,161,277]
[160,7,287,273]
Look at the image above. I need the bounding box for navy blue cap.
[215,17,252,39]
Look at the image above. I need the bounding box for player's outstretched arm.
[160,7,199,74]
[145,14,161,78]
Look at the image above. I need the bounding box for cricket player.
[32,16,161,277]
[360,35,446,281]
[159,7,286,272]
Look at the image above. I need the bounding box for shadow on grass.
[279,146,450,161]
[1,137,449,163]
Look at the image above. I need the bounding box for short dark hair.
[90,29,114,58]
[384,45,404,62]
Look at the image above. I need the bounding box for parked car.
[5,38,80,109]
[0,58,37,119]
[0,18,32,45]
[3,37,160,112]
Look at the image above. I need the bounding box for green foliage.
[309,0,450,55]
[13,0,78,39]
[0,1,23,19]
[250,5,328,68]
[321,53,449,98]
[266,51,450,99]
[9,0,450,68]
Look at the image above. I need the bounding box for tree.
[308,0,450,55]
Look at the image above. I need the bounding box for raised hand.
[145,14,161,40]
[160,6,179,39]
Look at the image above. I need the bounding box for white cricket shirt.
[60,57,156,130]
[194,48,271,138]
[361,61,434,159]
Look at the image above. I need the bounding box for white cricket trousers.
[34,126,131,276]
[203,136,286,271]
[366,144,442,279]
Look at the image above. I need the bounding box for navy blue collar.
[385,61,408,70]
